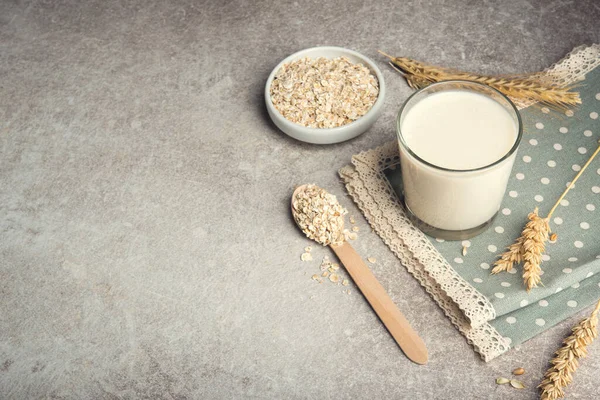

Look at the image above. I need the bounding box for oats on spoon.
[291,184,347,246]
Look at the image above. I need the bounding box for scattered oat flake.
[311,274,320,281]
[329,273,340,283]
[321,271,329,278]
[349,216,356,224]
[328,266,335,273]
[496,377,510,385]
[367,257,376,264]
[343,229,358,241]
[304,246,312,252]
[342,279,349,286]
[550,233,557,242]
[331,263,340,270]
[462,246,467,256]
[352,226,360,232]
[346,289,351,295]
[301,252,313,261]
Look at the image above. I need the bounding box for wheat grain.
[539,300,600,400]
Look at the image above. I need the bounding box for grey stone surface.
[1,0,599,398]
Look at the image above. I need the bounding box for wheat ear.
[539,300,600,400]
[379,52,581,109]
[520,208,550,291]
[491,238,523,274]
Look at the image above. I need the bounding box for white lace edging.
[339,44,600,362]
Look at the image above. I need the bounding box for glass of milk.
[396,81,522,240]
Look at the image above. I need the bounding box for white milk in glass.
[398,89,519,233]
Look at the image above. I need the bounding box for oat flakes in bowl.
[265,47,386,144]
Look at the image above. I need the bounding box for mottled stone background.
[1,0,599,398]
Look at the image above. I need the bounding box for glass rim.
[396,80,523,173]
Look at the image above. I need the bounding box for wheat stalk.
[379,51,581,109]
[539,300,600,400]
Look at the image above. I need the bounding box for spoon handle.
[331,241,428,365]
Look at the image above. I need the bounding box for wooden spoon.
[291,185,428,365]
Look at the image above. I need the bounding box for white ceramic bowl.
[265,46,386,144]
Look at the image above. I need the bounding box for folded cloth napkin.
[340,44,600,361]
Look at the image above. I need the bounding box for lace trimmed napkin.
[339,44,600,361]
